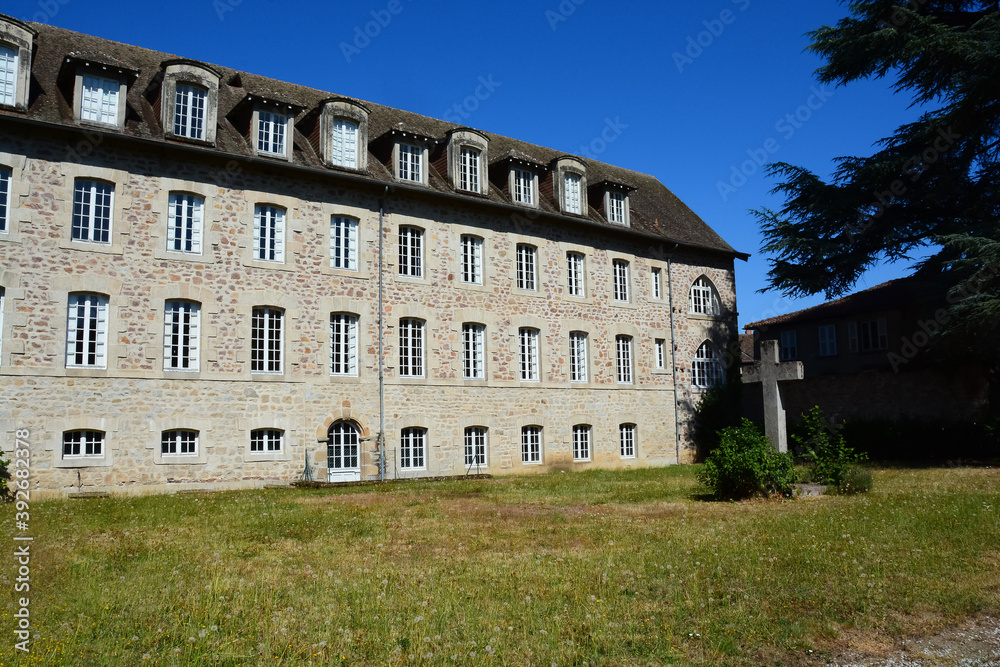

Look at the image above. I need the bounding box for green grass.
[2,466,998,666]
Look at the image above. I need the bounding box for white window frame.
[330,216,359,271]
[331,118,359,169]
[66,293,108,369]
[72,180,114,245]
[461,235,483,285]
[161,429,198,457]
[400,427,426,470]
[398,143,422,182]
[655,338,666,370]
[459,147,480,192]
[253,205,286,263]
[620,424,636,459]
[607,191,627,225]
[166,193,204,254]
[330,313,359,377]
[0,165,10,233]
[464,427,488,468]
[256,110,287,157]
[690,277,722,316]
[398,318,425,378]
[564,173,582,214]
[80,74,120,126]
[62,430,105,458]
[163,300,201,372]
[651,268,662,300]
[818,324,837,357]
[569,331,588,383]
[398,226,423,278]
[613,260,630,302]
[0,45,18,108]
[251,307,284,374]
[250,428,283,453]
[519,327,540,382]
[328,421,360,471]
[173,83,207,140]
[780,331,798,361]
[521,425,542,464]
[616,335,633,384]
[462,323,485,380]
[513,168,534,205]
[572,425,591,462]
[516,244,537,291]
[566,252,585,297]
[693,342,724,388]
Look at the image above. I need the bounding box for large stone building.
[0,16,746,497]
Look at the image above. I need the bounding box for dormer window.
[590,180,634,227]
[173,84,206,139]
[514,168,534,205]
[446,128,490,195]
[67,55,137,131]
[257,110,287,157]
[81,74,121,126]
[564,174,582,214]
[332,119,358,168]
[398,143,422,182]
[235,95,302,161]
[0,45,17,107]
[551,156,588,216]
[316,98,370,171]
[161,60,220,145]
[461,147,480,191]
[607,191,626,225]
[0,16,35,111]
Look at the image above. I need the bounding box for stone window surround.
[390,414,431,476]
[147,415,213,465]
[0,17,35,112]
[648,259,669,303]
[315,296,369,384]
[690,338,725,391]
[571,423,593,462]
[319,203,374,279]
[688,274,724,319]
[601,186,632,227]
[161,60,221,146]
[47,275,126,377]
[562,318,594,386]
[446,128,490,195]
[150,178,220,264]
[561,243,595,304]
[146,284,221,379]
[0,269,23,368]
[618,418,640,460]
[239,416,296,462]
[610,322,643,386]
[648,327,672,375]
[0,153,27,244]
[458,415,495,469]
[48,416,117,469]
[508,162,540,208]
[513,415,549,466]
[57,167,133,256]
[390,216,433,283]
[608,253,637,309]
[234,289,301,381]
[451,224,492,293]
[238,191,303,272]
[390,132,432,186]
[250,98,297,161]
[70,62,132,131]
[450,307,495,383]
[511,314,547,385]
[552,156,588,216]
[510,234,545,299]
[387,303,440,383]
[318,97,370,172]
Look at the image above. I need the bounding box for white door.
[328,422,361,482]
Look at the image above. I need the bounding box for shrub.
[839,465,873,495]
[697,419,796,500]
[691,380,743,460]
[793,406,866,487]
[0,455,11,502]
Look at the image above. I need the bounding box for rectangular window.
[66,294,108,369]
[398,226,423,277]
[330,216,359,270]
[620,424,636,459]
[655,338,666,369]
[253,205,285,262]
[521,425,542,464]
[400,427,426,470]
[257,110,287,156]
[332,118,359,169]
[0,166,10,232]
[572,425,591,462]
[173,84,207,140]
[330,313,359,376]
[566,252,584,297]
[651,268,662,300]
[462,323,485,380]
[607,191,626,224]
[398,143,422,182]
[460,147,480,192]
[72,180,114,244]
[167,193,204,254]
[564,173,581,214]
[399,318,424,378]
[858,318,888,352]
[780,330,798,361]
[613,260,630,302]
[161,430,198,456]
[818,324,837,357]
[164,300,200,371]
[519,327,539,382]
[513,169,534,205]
[464,427,487,468]
[80,75,119,125]
[516,244,536,291]
[251,307,283,374]
[569,331,588,383]
[0,46,17,107]
[616,335,633,384]
[250,429,283,452]
[461,235,483,284]
[63,430,104,458]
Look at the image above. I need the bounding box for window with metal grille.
[251,307,283,373]
[66,293,108,368]
[72,180,114,244]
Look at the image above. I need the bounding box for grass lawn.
[2,465,998,666]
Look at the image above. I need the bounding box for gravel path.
[828,616,1000,666]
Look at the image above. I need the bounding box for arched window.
[328,421,360,477]
[689,277,721,316]
[692,342,724,388]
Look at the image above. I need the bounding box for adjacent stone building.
[0,17,746,497]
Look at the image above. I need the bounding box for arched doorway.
[327,421,361,482]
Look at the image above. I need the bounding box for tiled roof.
[3,19,746,260]
[738,333,755,362]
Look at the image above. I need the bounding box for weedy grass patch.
[1,465,997,666]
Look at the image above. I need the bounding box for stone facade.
[0,18,743,497]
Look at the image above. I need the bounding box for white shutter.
[347,316,358,375]
[848,322,858,352]
[877,317,888,349]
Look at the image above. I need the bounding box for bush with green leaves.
[0,455,12,502]
[793,406,867,487]
[697,419,796,500]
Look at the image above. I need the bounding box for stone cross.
[741,339,804,453]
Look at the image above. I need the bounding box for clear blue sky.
[8,0,927,328]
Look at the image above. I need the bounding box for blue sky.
[8,0,928,328]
